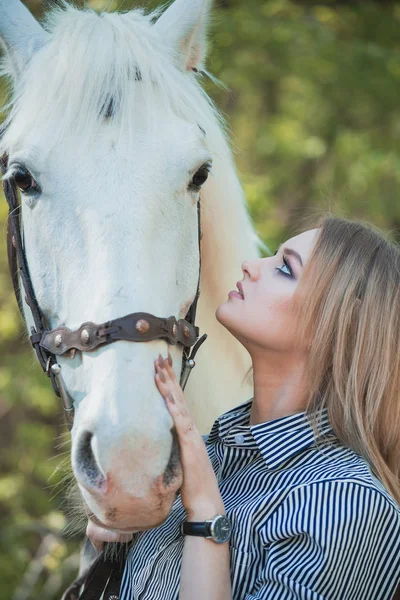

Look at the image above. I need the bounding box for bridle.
[0,125,208,600]
[0,144,207,431]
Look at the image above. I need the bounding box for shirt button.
[234,434,245,444]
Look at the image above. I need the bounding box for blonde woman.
[90,215,400,599]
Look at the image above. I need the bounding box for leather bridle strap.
[0,152,64,398]
[1,129,207,600]
[34,311,199,356]
[0,149,207,430]
[61,545,128,600]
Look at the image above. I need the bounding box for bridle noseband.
[0,150,207,430]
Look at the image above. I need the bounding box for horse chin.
[87,512,170,535]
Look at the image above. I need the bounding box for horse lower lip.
[88,513,110,529]
[89,516,134,534]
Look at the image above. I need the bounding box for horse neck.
[186,128,261,432]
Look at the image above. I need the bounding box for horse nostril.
[77,430,104,488]
[163,428,181,488]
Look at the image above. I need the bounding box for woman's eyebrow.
[278,244,304,267]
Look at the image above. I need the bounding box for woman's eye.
[275,255,293,278]
[189,162,212,191]
[13,167,39,194]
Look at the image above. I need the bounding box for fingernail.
[168,352,172,367]
[158,353,163,363]
[159,370,166,383]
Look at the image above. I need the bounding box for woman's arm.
[180,525,232,600]
[154,353,233,600]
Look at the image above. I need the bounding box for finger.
[155,354,163,372]
[164,392,197,437]
[157,369,166,383]
[155,363,184,403]
[154,354,171,377]
[155,370,178,412]
[160,363,185,403]
[163,355,176,380]
[155,371,168,395]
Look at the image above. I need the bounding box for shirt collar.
[206,399,335,469]
[207,399,253,443]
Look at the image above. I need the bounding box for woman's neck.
[249,352,309,426]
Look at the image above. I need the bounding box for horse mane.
[0,2,228,155]
[0,1,267,435]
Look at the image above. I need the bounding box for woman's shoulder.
[284,438,400,517]
[276,440,400,525]
[267,465,400,551]
[259,444,400,600]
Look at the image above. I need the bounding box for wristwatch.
[180,514,232,544]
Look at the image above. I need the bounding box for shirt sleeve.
[245,480,400,600]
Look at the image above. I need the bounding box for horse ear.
[154,0,212,72]
[0,0,49,79]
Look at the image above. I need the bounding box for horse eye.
[13,167,38,193]
[190,163,212,190]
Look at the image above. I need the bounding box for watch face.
[211,515,232,544]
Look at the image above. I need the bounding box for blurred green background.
[1,0,400,597]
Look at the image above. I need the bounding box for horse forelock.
[0,1,225,155]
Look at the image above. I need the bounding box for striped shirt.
[120,399,400,599]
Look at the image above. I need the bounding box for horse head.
[0,0,260,533]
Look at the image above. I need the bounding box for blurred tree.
[1,0,400,597]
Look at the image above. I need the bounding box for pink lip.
[236,281,245,297]
[228,291,244,300]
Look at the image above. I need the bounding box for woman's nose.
[241,259,260,281]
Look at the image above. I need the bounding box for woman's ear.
[0,0,49,81]
[154,0,212,73]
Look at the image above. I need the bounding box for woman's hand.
[86,351,225,551]
[154,352,225,520]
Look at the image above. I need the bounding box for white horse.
[0,0,266,534]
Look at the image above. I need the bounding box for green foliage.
[1,0,400,596]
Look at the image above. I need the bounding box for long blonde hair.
[248,214,400,505]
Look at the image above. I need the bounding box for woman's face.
[216,228,320,356]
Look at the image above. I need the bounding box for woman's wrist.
[185,501,226,522]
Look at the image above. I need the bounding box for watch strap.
[180,520,212,537]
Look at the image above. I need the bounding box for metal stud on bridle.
[0,149,207,431]
[81,329,90,344]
